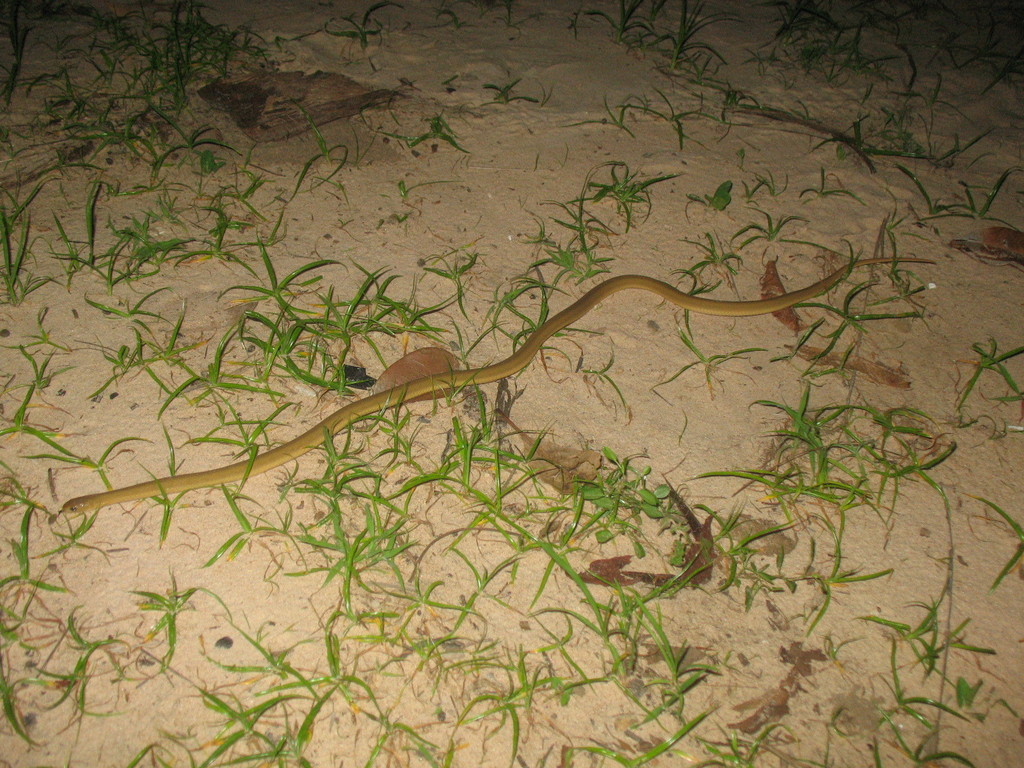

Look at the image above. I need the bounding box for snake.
[60,258,923,514]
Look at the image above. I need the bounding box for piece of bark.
[760,259,802,332]
[198,71,395,141]
[371,347,459,404]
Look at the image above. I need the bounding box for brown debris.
[794,345,912,389]
[494,381,602,494]
[760,259,803,332]
[198,70,395,141]
[582,555,675,587]
[371,347,460,403]
[729,642,828,733]
[665,485,716,586]
[949,226,1024,266]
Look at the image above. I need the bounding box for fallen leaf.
[760,259,802,332]
[982,226,1024,255]
[494,381,602,494]
[795,345,911,389]
[522,436,603,494]
[666,485,716,586]
[729,642,827,733]
[949,227,1024,266]
[372,347,460,403]
[582,556,675,587]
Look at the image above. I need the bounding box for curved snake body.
[61,261,920,514]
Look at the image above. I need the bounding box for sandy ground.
[1,0,1022,766]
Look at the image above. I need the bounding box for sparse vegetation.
[0,0,1017,766]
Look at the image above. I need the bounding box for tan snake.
[61,259,922,514]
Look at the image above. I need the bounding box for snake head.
[61,498,89,514]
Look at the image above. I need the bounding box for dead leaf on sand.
[793,345,912,389]
[582,555,675,587]
[760,259,803,332]
[372,347,460,403]
[729,642,828,733]
[949,226,1024,266]
[495,381,602,494]
[982,226,1024,255]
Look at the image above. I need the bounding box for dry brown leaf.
[372,347,460,403]
[494,381,602,494]
[949,227,1024,266]
[795,345,911,389]
[666,486,716,586]
[581,556,675,587]
[523,438,603,494]
[729,642,827,733]
[730,686,792,733]
[760,259,802,332]
[982,226,1024,255]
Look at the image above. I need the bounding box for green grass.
[0,1,1017,765]
[0,182,48,304]
[584,0,732,73]
[323,1,396,50]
